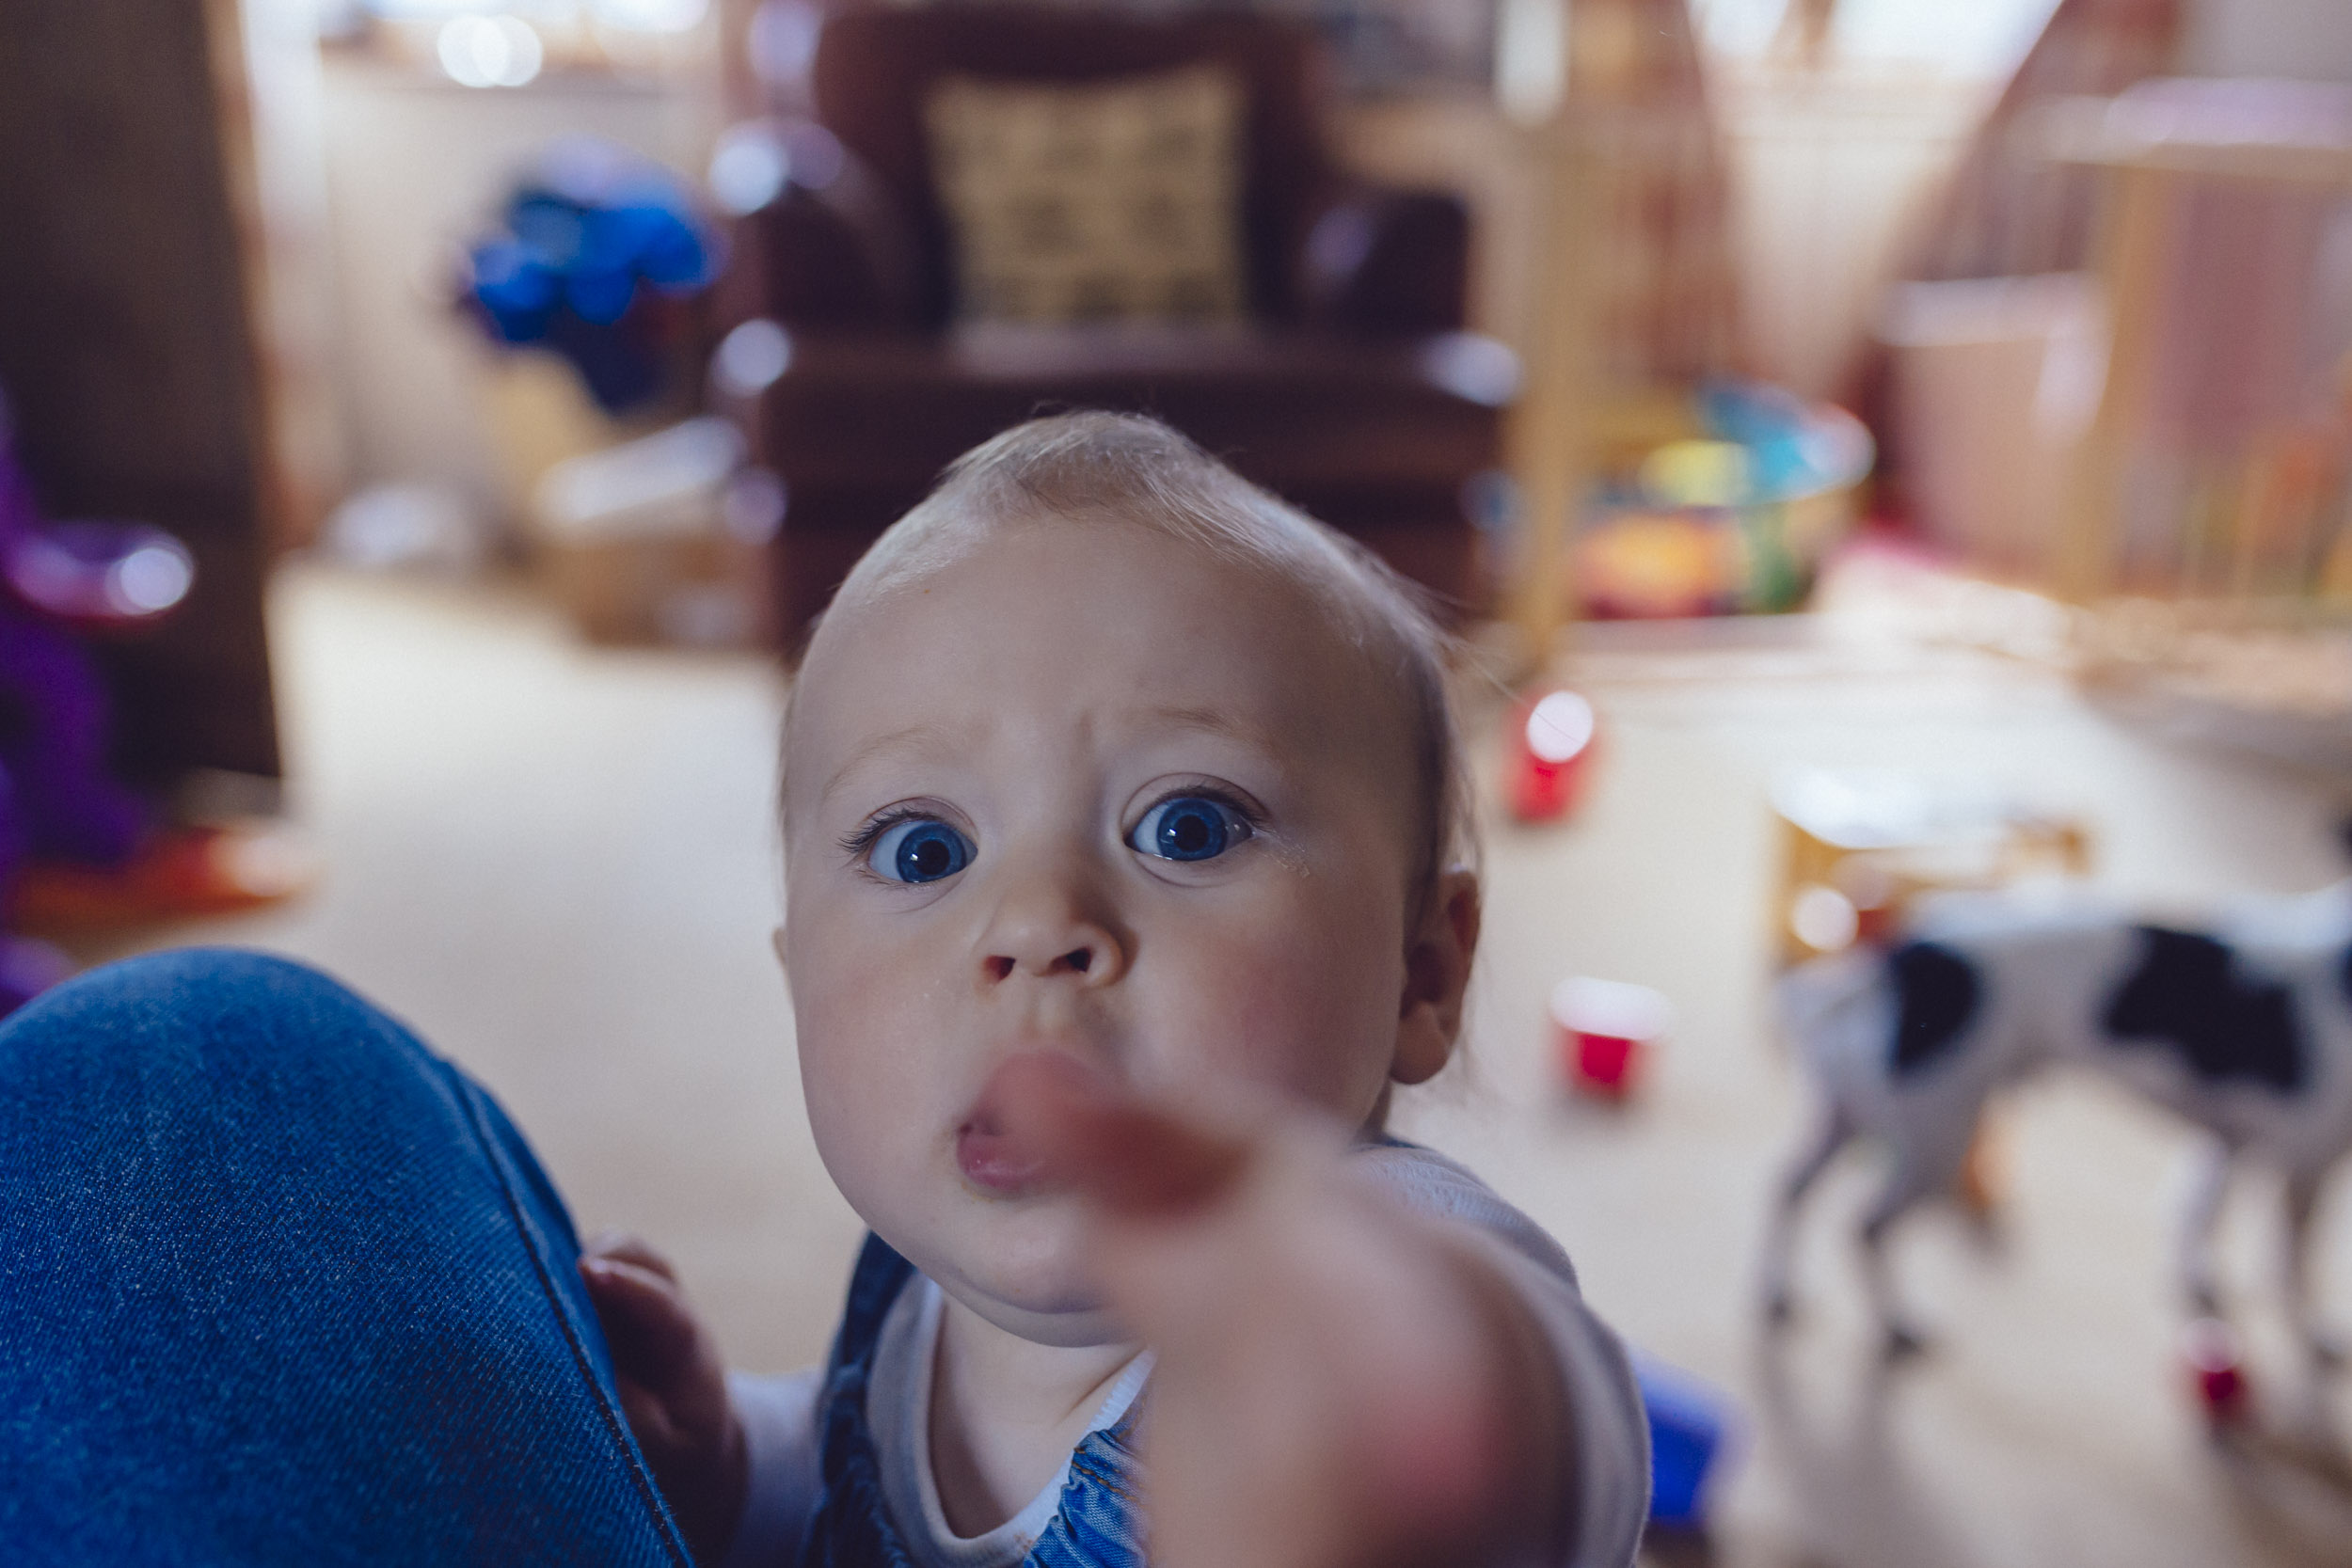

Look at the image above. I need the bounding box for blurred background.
[4,0,2352,1561]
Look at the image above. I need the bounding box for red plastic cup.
[1573,1031,1639,1096]
[1550,976,1672,1101]
[2181,1317,2250,1425]
[1509,689,1598,823]
[1851,901,1901,947]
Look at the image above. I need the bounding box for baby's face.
[781,515,1440,1346]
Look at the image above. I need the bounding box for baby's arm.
[993,1053,1648,1568]
[722,1367,822,1566]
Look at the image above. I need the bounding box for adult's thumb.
[985,1052,1251,1220]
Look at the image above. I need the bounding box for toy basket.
[1569,380,1874,620]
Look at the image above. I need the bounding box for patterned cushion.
[924,66,1248,325]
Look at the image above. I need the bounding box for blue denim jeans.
[0,948,691,1566]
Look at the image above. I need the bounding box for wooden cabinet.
[0,0,280,786]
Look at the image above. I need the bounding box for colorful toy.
[1570,380,1872,620]
[1550,975,1671,1101]
[1635,1354,1737,1531]
[466,138,722,414]
[1507,689,1597,823]
[1762,871,2352,1376]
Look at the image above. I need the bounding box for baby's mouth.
[955,1101,1044,1196]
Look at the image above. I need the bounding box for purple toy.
[0,388,196,1010]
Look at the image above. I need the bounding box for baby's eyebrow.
[815,720,973,807]
[1136,704,1277,751]
[811,705,1284,811]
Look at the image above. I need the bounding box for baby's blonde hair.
[801,411,1475,914]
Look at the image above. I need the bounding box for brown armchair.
[714,5,1517,638]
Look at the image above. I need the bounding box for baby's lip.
[955,1118,1042,1195]
[955,1070,1038,1195]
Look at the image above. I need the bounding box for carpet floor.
[108,562,2352,1567]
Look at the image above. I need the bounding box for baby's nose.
[977,894,1126,988]
[982,944,1097,983]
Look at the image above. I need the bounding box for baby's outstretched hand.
[579,1233,748,1565]
[989,1054,1570,1568]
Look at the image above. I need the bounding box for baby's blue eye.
[868,818,973,884]
[1130,796,1250,863]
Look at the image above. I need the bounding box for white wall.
[2182,0,2352,83]
[1716,66,1993,400]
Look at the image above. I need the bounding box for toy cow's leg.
[1761,1101,1854,1325]
[1858,1113,1979,1359]
[2282,1164,2343,1367]
[2176,1138,2233,1318]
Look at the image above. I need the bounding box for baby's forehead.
[858,500,1321,606]
[829,504,1372,670]
[788,510,1422,794]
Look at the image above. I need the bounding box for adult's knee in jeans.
[0,947,428,1095]
[0,949,477,1229]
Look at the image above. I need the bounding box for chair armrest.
[1296,183,1470,335]
[716,120,921,329]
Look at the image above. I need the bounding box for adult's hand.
[984,1053,1571,1568]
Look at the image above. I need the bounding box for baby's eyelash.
[838,805,928,861]
[1143,783,1264,830]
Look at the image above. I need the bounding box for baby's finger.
[579,1254,705,1384]
[613,1373,686,1452]
[580,1229,680,1284]
[985,1053,1250,1218]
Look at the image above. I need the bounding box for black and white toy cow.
[1760,877,2352,1360]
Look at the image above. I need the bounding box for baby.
[578,413,1649,1568]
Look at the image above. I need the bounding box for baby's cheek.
[793,955,938,1184]
[1164,927,1400,1113]
[797,1024,891,1181]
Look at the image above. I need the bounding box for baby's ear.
[1391,869,1481,1086]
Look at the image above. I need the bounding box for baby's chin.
[942,1275,1127,1349]
[895,1196,1128,1345]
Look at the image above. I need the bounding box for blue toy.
[466,139,722,413]
[1636,1354,1738,1531]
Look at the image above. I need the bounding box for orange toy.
[12,820,314,930]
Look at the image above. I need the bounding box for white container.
[530,418,772,647]
[1879,273,2106,583]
